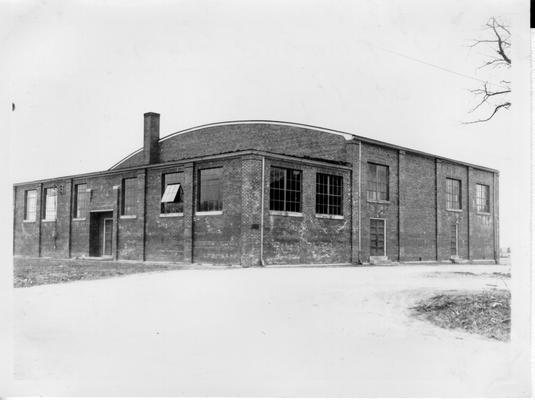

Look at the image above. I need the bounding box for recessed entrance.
[89,211,113,257]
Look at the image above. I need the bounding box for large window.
[161,172,184,214]
[122,178,137,216]
[446,178,462,210]
[476,184,490,213]
[367,163,389,201]
[74,184,88,218]
[198,167,222,212]
[316,173,343,216]
[43,187,57,220]
[270,167,302,213]
[24,190,37,221]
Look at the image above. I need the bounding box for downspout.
[358,143,362,263]
[260,156,265,266]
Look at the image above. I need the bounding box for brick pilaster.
[183,163,194,263]
[240,156,263,267]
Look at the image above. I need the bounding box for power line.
[360,40,510,90]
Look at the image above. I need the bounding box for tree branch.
[463,102,511,124]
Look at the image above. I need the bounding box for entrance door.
[89,211,113,257]
[450,224,458,257]
[103,218,113,256]
[370,219,385,256]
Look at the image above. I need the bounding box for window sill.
[120,215,137,219]
[160,213,183,218]
[269,210,303,217]
[315,214,344,220]
[22,220,36,223]
[196,211,223,216]
[72,218,86,221]
[41,219,57,222]
[476,211,491,216]
[446,209,463,213]
[367,200,390,205]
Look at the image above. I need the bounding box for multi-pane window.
[24,190,37,221]
[446,178,462,210]
[269,167,302,213]
[161,172,184,214]
[316,173,343,215]
[198,167,222,212]
[367,163,389,201]
[476,184,490,213]
[122,178,137,216]
[43,188,57,220]
[74,184,88,218]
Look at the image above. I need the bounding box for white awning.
[161,184,181,203]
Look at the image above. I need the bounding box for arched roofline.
[109,120,357,170]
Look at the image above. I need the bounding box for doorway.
[450,223,458,257]
[89,211,114,257]
[370,218,386,257]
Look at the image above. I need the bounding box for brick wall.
[192,158,243,265]
[399,152,437,261]
[145,167,184,262]
[468,168,496,260]
[360,143,399,261]
[13,123,499,266]
[113,123,348,169]
[262,158,352,265]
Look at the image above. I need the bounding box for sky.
[2,0,530,250]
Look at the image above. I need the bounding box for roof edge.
[106,119,498,173]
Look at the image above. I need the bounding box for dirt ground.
[12,264,518,397]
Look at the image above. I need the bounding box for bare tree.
[464,17,511,124]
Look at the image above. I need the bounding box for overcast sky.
[2,0,530,249]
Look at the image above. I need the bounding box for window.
[367,163,389,201]
[43,188,57,220]
[270,167,302,213]
[198,168,222,212]
[161,172,184,214]
[446,178,461,210]
[122,178,137,216]
[24,190,37,221]
[74,184,88,218]
[476,184,490,213]
[316,173,343,215]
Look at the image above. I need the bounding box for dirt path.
[13,264,516,396]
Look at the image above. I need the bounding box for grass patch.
[14,258,192,288]
[411,289,510,341]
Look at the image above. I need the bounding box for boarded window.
[43,188,57,220]
[122,178,137,216]
[316,173,343,215]
[161,172,183,214]
[367,163,389,201]
[198,168,222,212]
[24,190,37,221]
[74,184,88,218]
[269,167,302,213]
[476,184,490,213]
[446,178,461,210]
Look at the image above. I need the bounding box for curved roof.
[109,120,356,170]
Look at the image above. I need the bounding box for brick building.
[13,113,499,266]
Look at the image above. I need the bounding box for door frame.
[102,217,113,257]
[370,217,386,257]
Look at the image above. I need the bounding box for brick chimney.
[144,112,160,164]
